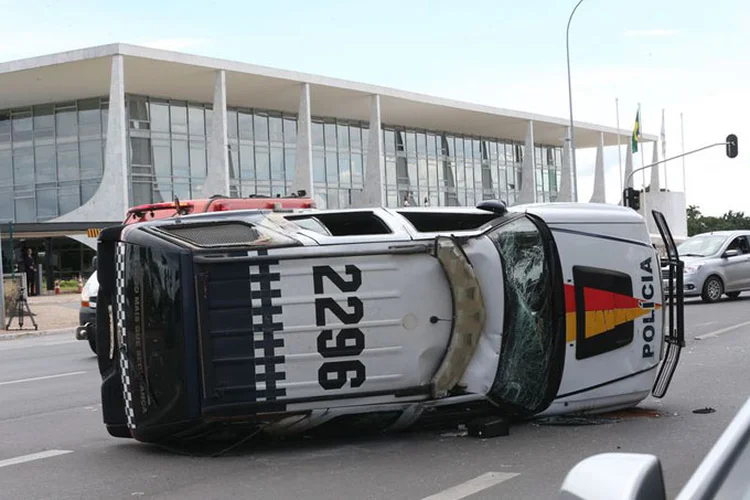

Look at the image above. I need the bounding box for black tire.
[701,276,724,303]
[726,291,741,299]
[88,334,97,354]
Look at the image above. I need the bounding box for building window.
[0,98,108,222]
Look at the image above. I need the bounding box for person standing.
[23,248,36,296]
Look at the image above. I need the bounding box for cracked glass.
[486,215,558,415]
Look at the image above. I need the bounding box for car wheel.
[726,291,741,299]
[701,276,724,303]
[88,334,97,354]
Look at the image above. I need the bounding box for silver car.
[663,230,750,303]
[559,394,750,499]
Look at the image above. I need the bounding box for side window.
[728,236,750,254]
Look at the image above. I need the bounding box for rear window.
[285,211,392,236]
[397,211,498,232]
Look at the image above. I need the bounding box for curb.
[0,327,75,341]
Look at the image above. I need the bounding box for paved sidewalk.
[1,292,80,339]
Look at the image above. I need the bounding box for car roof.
[690,230,750,237]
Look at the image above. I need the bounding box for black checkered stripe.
[250,248,287,402]
[115,242,136,430]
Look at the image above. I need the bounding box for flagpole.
[616,98,623,194]
[680,112,686,195]
[639,103,648,225]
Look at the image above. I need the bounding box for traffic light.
[726,134,738,158]
[623,187,641,211]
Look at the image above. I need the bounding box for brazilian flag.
[632,109,641,153]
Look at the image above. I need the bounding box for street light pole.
[566,0,585,202]
[623,140,735,190]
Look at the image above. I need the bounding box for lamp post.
[566,0,585,202]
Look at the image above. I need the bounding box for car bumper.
[662,275,701,297]
[76,306,96,340]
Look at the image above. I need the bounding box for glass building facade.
[0,98,108,223]
[381,128,562,208]
[127,95,211,205]
[311,119,367,209]
[123,95,563,210]
[0,95,564,222]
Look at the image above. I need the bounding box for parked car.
[559,394,750,499]
[663,230,750,302]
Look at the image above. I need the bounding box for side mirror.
[92,256,98,270]
[723,249,740,259]
[560,453,666,500]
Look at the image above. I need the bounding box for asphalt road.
[1,295,749,500]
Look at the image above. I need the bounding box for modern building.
[0,43,656,287]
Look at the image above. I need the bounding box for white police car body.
[94,202,684,442]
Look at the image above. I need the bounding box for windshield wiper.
[682,253,705,257]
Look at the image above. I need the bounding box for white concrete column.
[557,127,573,202]
[358,94,385,207]
[517,120,536,204]
[589,132,606,203]
[201,70,230,197]
[650,140,660,192]
[292,83,314,198]
[53,54,128,222]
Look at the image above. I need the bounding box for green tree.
[686,205,704,236]
[687,206,750,236]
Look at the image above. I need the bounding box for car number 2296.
[313,265,366,390]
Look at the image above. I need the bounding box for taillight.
[81,300,90,308]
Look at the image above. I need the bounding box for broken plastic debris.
[692,407,716,414]
[440,430,469,438]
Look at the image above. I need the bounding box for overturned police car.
[94,201,684,443]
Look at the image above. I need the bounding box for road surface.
[0,295,748,499]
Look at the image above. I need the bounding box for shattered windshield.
[486,215,562,415]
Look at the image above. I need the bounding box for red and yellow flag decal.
[564,284,661,343]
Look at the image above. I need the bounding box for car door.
[735,235,750,289]
[721,236,750,290]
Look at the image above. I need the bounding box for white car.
[76,268,99,353]
[92,201,685,443]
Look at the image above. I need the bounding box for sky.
[1,0,748,216]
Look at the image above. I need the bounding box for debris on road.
[693,407,716,414]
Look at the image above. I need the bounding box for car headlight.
[684,263,704,275]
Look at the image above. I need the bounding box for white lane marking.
[420,472,520,500]
[0,371,87,386]
[693,321,718,328]
[0,450,73,469]
[0,339,79,351]
[695,320,750,340]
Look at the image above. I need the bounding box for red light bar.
[126,201,194,214]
